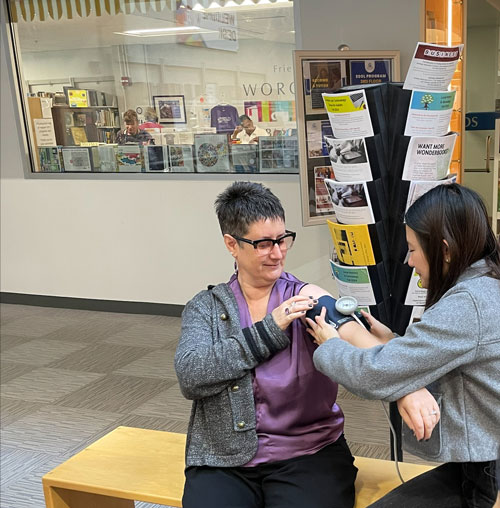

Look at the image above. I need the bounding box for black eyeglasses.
[232,230,296,255]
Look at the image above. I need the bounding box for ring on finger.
[285,307,290,316]
[429,410,438,416]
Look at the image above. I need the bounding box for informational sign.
[323,90,374,138]
[330,259,376,306]
[404,42,463,91]
[349,60,391,85]
[176,8,238,52]
[402,133,457,181]
[33,118,57,146]
[404,90,456,137]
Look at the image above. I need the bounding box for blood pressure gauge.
[335,296,367,329]
[335,296,358,315]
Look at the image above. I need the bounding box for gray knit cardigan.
[175,282,290,467]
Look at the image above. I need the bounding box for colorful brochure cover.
[327,220,376,266]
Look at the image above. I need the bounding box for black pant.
[183,435,357,508]
[368,461,498,508]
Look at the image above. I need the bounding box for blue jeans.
[368,461,498,508]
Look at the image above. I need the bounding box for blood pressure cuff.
[305,295,370,330]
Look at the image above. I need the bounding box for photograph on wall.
[314,166,335,214]
[168,145,195,172]
[323,90,374,138]
[61,147,92,172]
[302,59,347,114]
[404,90,456,137]
[153,95,187,124]
[402,133,457,181]
[404,42,463,91]
[324,179,375,225]
[306,120,334,158]
[324,136,373,181]
[349,59,392,85]
[194,134,230,172]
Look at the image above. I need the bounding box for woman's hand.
[360,310,394,343]
[272,295,317,331]
[305,306,340,345]
[397,388,440,441]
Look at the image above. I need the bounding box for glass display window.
[6,0,299,174]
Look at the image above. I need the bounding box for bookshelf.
[51,105,119,146]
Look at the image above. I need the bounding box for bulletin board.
[294,50,400,226]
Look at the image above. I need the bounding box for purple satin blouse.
[228,272,345,466]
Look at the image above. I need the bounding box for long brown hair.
[405,184,500,308]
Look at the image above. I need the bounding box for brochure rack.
[297,44,462,460]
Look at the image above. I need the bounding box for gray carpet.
[0,303,431,508]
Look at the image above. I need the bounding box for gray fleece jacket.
[313,260,500,463]
[175,282,290,467]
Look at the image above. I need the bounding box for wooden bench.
[42,426,434,508]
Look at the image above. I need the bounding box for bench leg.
[43,484,134,508]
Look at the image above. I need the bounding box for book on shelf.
[168,145,194,172]
[67,89,88,108]
[70,126,88,145]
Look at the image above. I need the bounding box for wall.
[1,1,421,306]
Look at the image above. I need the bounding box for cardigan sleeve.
[175,290,290,400]
[313,289,480,401]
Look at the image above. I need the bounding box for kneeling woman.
[309,184,500,508]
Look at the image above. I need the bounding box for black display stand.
[330,82,424,459]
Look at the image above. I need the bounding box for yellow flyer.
[327,220,376,266]
[322,90,374,138]
[68,89,88,108]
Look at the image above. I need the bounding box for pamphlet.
[327,220,376,266]
[404,90,456,137]
[330,259,376,306]
[306,120,333,158]
[323,90,374,139]
[409,306,425,325]
[405,174,457,213]
[325,136,373,182]
[402,133,457,181]
[314,167,335,214]
[324,179,375,225]
[61,147,92,172]
[404,42,463,91]
[404,268,427,306]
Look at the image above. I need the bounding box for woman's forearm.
[337,321,386,349]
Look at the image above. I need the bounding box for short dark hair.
[215,181,285,237]
[123,109,138,123]
[239,114,251,123]
[405,183,500,308]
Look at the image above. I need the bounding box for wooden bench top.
[42,426,434,508]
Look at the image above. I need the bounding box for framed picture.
[153,95,187,125]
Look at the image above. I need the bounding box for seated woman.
[175,181,432,508]
[308,184,500,508]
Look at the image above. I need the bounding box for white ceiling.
[16,4,295,52]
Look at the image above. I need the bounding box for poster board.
[294,50,400,226]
